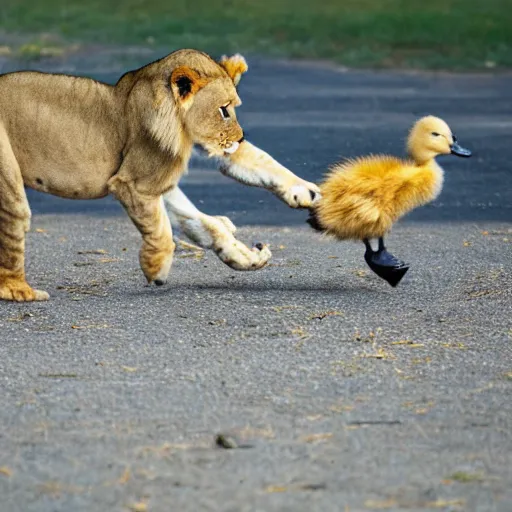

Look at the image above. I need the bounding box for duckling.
[307,116,471,287]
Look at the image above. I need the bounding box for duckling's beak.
[450,142,472,158]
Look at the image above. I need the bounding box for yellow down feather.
[309,116,468,240]
[314,155,443,240]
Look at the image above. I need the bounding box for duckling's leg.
[363,237,409,288]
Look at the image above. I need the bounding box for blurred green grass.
[1,0,511,69]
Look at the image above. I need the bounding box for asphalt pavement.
[0,53,511,512]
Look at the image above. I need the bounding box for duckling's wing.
[322,155,406,206]
[316,156,405,239]
[325,155,404,182]
[385,162,442,220]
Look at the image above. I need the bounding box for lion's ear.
[219,54,248,86]
[170,66,208,103]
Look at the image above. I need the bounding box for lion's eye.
[431,132,440,137]
[219,105,230,120]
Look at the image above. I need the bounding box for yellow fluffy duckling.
[308,116,471,286]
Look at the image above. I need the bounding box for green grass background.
[1,0,511,69]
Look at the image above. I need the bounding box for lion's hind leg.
[0,130,48,301]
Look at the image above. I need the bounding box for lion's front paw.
[281,179,321,209]
[215,240,272,271]
[214,215,237,235]
[140,240,175,286]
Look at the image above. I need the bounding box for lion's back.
[0,71,124,198]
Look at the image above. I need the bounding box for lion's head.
[135,49,249,158]
[169,55,246,157]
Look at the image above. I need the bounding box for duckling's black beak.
[450,142,472,158]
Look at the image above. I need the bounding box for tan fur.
[313,116,463,240]
[0,49,320,301]
[163,187,272,271]
[219,141,320,208]
[219,54,248,86]
[201,215,271,270]
[0,49,319,301]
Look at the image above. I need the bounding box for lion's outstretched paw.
[215,240,271,271]
[281,180,321,209]
[0,278,49,302]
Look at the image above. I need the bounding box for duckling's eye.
[431,132,440,137]
[219,105,230,120]
[452,134,458,142]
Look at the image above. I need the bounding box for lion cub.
[0,49,319,301]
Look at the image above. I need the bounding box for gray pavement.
[0,54,511,512]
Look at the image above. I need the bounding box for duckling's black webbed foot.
[363,238,409,287]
